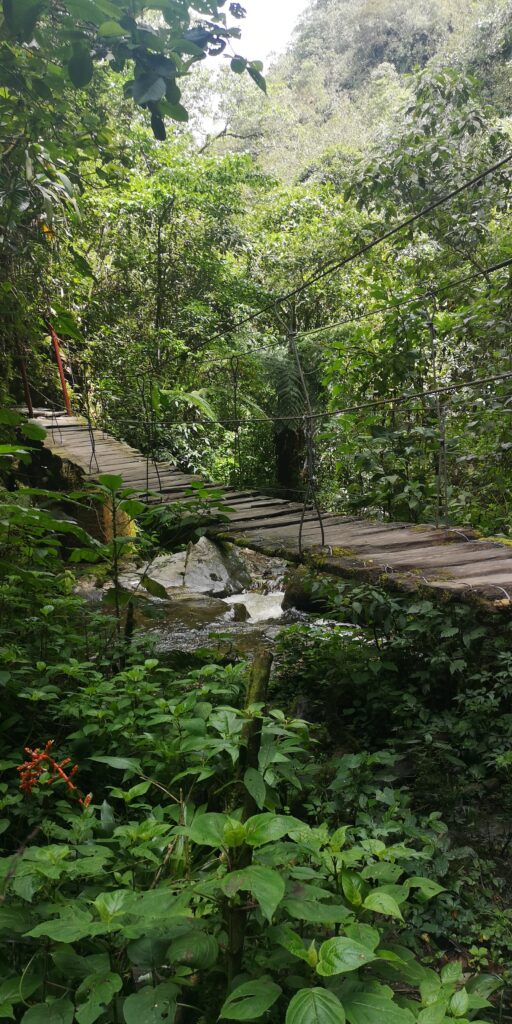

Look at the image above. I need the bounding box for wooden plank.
[29,408,512,603]
[366,542,507,568]
[225,512,321,533]
[442,560,512,579]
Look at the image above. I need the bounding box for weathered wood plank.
[28,408,512,606]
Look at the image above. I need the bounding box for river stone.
[120,536,252,597]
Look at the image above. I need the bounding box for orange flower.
[17,741,92,807]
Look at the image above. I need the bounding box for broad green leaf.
[91,756,141,772]
[188,812,227,847]
[363,891,403,920]
[94,890,128,923]
[284,899,350,924]
[141,576,168,599]
[450,989,469,1018]
[408,877,446,901]
[96,474,123,491]
[341,871,364,907]
[286,988,345,1024]
[220,979,282,1020]
[440,961,463,984]
[133,74,166,105]
[161,387,216,418]
[343,990,416,1024]
[417,1002,448,1024]
[119,499,146,518]
[244,767,266,809]
[223,818,247,847]
[222,865,285,922]
[98,20,125,36]
[68,47,94,88]
[0,410,22,425]
[123,982,178,1024]
[21,999,74,1024]
[167,931,218,969]
[0,445,29,456]
[25,919,109,943]
[316,938,378,976]
[272,925,311,963]
[247,66,266,93]
[20,423,47,441]
[76,972,122,1024]
[166,103,189,122]
[0,971,43,1004]
[345,923,381,951]
[244,813,300,846]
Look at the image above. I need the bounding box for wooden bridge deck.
[30,409,512,606]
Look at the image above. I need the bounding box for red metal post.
[48,322,72,416]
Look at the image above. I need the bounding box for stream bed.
[77,539,311,657]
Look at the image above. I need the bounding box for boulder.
[120,536,252,598]
[282,566,321,612]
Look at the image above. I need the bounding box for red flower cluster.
[18,740,92,808]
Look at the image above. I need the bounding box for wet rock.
[233,602,250,622]
[282,566,321,612]
[119,536,252,598]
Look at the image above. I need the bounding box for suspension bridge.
[27,407,512,608]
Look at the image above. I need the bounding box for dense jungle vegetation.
[1,1,512,1023]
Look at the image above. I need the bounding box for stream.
[77,539,313,657]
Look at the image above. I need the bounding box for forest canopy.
[1,1,512,1023]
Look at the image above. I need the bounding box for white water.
[224,591,285,623]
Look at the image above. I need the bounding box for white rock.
[119,536,251,598]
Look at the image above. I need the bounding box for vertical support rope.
[82,373,99,474]
[426,296,448,526]
[288,325,325,553]
[230,356,243,487]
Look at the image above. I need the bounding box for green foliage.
[0,435,505,1024]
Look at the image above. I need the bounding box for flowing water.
[131,547,302,656]
[76,543,308,657]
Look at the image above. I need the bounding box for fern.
[262,353,306,431]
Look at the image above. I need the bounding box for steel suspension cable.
[197,153,512,350]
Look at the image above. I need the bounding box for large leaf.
[20,423,47,441]
[244,768,266,809]
[76,972,122,1024]
[21,1000,74,1024]
[284,899,350,924]
[286,988,345,1024]
[133,74,166,104]
[417,1002,448,1024]
[345,924,381,951]
[342,991,416,1024]
[68,46,94,88]
[220,979,282,1020]
[188,812,227,847]
[3,0,48,40]
[222,865,285,922]
[141,575,168,599]
[96,474,123,492]
[161,388,217,421]
[363,891,403,920]
[123,982,178,1024]
[25,919,109,943]
[244,813,301,847]
[408,877,446,901]
[316,938,378,976]
[90,756,141,772]
[167,931,218,969]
